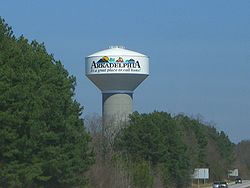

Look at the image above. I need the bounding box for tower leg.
[102,92,133,133]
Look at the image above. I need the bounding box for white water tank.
[85,46,149,127]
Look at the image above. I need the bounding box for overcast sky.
[1,0,249,143]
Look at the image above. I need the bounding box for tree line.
[86,111,236,188]
[0,18,94,187]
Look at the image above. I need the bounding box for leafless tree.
[85,113,133,188]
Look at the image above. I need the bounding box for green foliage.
[206,127,235,180]
[132,159,153,188]
[115,112,169,164]
[175,114,208,167]
[217,131,235,164]
[115,111,192,188]
[176,114,235,180]
[0,18,94,187]
[235,140,250,178]
[110,154,154,188]
[114,111,235,187]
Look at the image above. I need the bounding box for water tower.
[85,46,149,127]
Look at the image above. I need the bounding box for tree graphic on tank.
[97,56,136,64]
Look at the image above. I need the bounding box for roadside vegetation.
[87,112,235,188]
[234,140,250,179]
[0,18,94,187]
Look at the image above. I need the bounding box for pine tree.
[0,18,94,188]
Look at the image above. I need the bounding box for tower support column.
[102,92,133,130]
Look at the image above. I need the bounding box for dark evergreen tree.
[114,112,235,187]
[115,111,192,188]
[0,18,94,187]
[175,114,235,181]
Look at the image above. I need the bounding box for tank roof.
[87,46,147,57]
